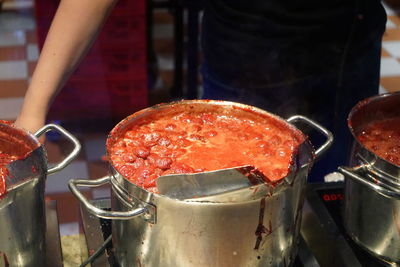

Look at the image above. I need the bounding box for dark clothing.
[202,0,386,88]
[200,0,387,182]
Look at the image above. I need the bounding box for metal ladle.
[156,165,267,200]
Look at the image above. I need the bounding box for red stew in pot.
[0,121,38,197]
[357,117,400,166]
[109,108,305,193]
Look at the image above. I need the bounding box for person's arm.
[14,0,118,133]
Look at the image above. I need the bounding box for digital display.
[321,192,344,202]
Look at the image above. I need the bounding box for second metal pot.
[0,123,81,267]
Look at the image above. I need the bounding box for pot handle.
[68,176,149,220]
[287,115,333,159]
[34,124,81,175]
[338,166,400,199]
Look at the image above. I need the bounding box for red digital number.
[323,193,344,202]
[323,194,331,201]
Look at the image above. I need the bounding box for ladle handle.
[287,115,333,159]
[34,124,81,175]
[68,176,150,220]
[338,166,400,199]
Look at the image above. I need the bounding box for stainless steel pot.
[0,123,81,267]
[338,92,400,265]
[70,100,332,267]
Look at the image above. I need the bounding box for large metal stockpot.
[70,100,332,267]
[0,123,80,267]
[338,92,400,265]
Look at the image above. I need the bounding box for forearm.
[17,0,117,126]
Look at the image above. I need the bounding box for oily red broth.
[108,104,305,193]
[356,117,400,166]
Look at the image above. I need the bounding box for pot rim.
[104,100,322,199]
[106,99,307,147]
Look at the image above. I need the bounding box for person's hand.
[14,113,46,135]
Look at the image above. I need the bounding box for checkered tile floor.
[381,2,400,93]
[1,0,400,234]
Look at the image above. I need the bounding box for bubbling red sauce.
[357,117,400,166]
[0,121,38,197]
[109,110,305,193]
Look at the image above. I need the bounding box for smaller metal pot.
[0,123,81,267]
[338,92,400,265]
